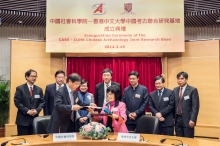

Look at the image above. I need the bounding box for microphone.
[43,134,49,138]
[38,134,50,138]
[160,138,184,146]
[1,138,26,146]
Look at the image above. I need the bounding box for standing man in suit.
[122,71,148,132]
[47,73,83,133]
[174,71,200,138]
[44,70,65,115]
[149,75,175,136]
[95,68,121,110]
[14,69,45,135]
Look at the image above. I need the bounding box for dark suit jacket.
[95,81,121,108]
[44,83,56,115]
[47,84,79,133]
[14,83,45,126]
[122,84,148,124]
[173,85,200,127]
[149,88,175,127]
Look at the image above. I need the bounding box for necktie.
[105,84,109,102]
[57,85,61,90]
[70,91,75,121]
[30,87,33,97]
[158,90,162,102]
[177,87,183,115]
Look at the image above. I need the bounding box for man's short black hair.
[25,69,37,80]
[80,79,88,87]
[102,68,113,76]
[128,71,139,78]
[106,85,122,101]
[67,73,81,83]
[154,75,165,83]
[177,71,188,79]
[55,70,65,77]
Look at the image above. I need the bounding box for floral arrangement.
[79,122,111,139]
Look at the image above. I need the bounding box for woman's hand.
[90,103,97,107]
[110,113,119,119]
[87,107,94,114]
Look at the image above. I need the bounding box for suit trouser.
[157,123,174,136]
[175,115,194,138]
[67,120,76,132]
[126,124,137,132]
[17,124,33,136]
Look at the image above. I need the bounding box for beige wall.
[6,40,65,136]
[163,40,220,138]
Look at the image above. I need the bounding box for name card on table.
[117,133,140,142]
[53,133,76,142]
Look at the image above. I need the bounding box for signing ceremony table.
[0,133,219,146]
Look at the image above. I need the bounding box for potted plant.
[0,76,10,137]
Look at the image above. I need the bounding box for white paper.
[53,133,76,142]
[117,133,140,142]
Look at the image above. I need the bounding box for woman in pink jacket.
[89,85,128,133]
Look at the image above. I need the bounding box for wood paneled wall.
[163,40,220,138]
[5,40,65,136]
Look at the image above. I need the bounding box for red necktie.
[30,87,33,97]
[177,87,183,115]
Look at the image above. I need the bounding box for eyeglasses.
[56,76,65,79]
[30,76,37,78]
[107,93,114,96]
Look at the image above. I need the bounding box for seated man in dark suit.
[149,75,175,136]
[47,73,83,133]
[44,70,65,115]
[95,68,121,112]
[14,69,45,135]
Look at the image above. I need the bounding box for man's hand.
[128,113,135,120]
[27,110,34,116]
[131,112,137,118]
[188,120,195,128]
[72,104,82,111]
[156,112,162,119]
[29,109,37,116]
[159,117,165,122]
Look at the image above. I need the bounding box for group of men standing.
[14,68,199,139]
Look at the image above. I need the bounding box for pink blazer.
[94,101,128,133]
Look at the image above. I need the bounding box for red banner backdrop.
[67,57,162,96]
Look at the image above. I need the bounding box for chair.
[136,115,159,134]
[33,116,51,134]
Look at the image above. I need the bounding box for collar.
[104,81,111,86]
[66,83,72,93]
[27,83,34,89]
[158,88,164,93]
[180,84,187,90]
[131,83,139,90]
[56,83,64,88]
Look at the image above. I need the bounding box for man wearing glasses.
[47,73,83,133]
[14,69,45,135]
[44,70,65,115]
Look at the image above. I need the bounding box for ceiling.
[0,0,220,27]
